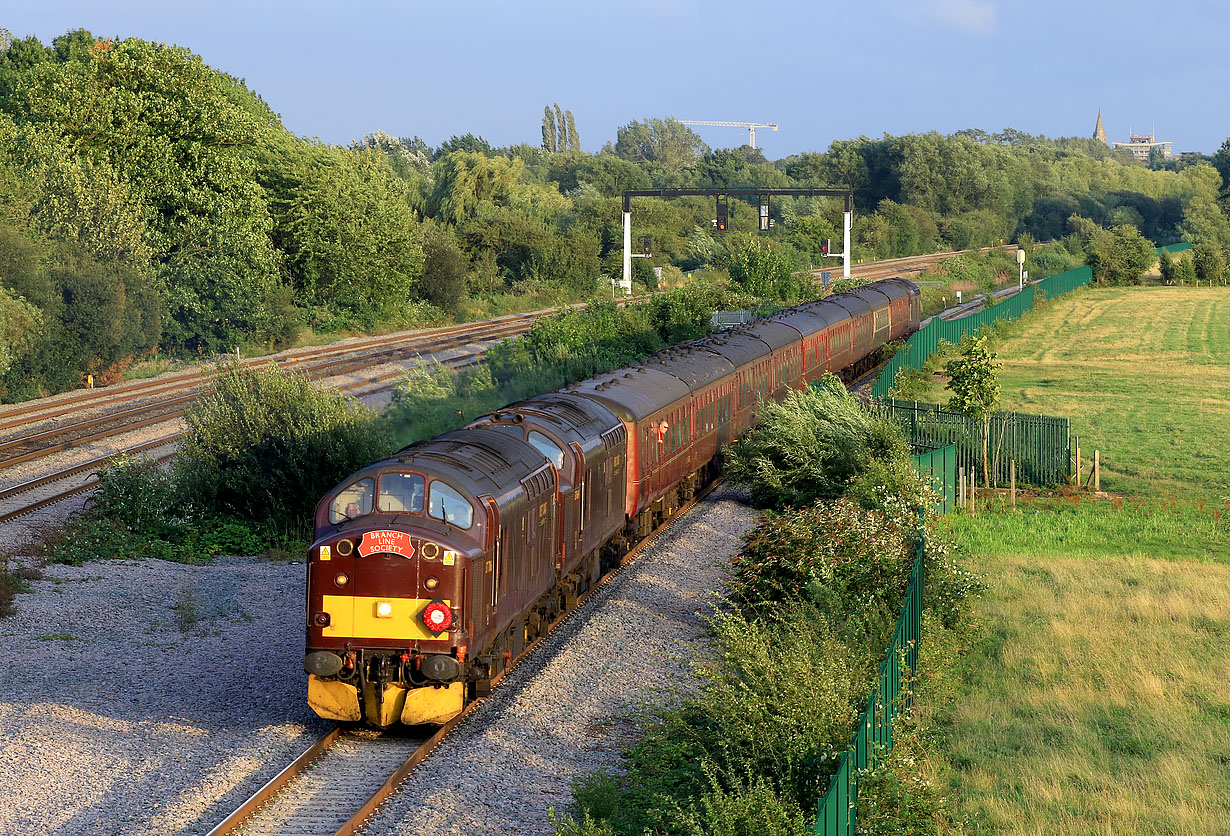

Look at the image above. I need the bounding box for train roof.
[870,277,919,299]
[769,303,842,338]
[392,427,553,497]
[568,365,691,422]
[736,320,800,352]
[693,331,775,369]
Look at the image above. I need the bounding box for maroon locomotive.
[303,278,921,726]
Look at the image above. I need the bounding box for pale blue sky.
[5,1,1225,157]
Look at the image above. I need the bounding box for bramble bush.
[731,497,914,616]
[39,362,387,566]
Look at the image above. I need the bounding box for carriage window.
[377,473,424,513]
[428,481,474,529]
[329,478,374,524]
[527,431,565,469]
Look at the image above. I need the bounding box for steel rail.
[0,293,650,432]
[202,727,344,836]
[0,318,530,440]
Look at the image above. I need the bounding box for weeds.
[171,584,199,633]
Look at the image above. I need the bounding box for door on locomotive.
[305,427,558,727]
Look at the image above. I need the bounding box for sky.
[5,0,1227,158]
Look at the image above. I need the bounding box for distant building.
[1093,111,1107,145]
[1112,132,1172,162]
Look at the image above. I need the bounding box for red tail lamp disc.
[420,600,453,634]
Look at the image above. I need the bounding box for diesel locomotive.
[303,278,921,726]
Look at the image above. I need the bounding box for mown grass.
[908,286,1230,503]
[935,508,1230,835]
[920,285,1230,834]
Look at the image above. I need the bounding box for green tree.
[1192,241,1226,285]
[0,285,40,380]
[1175,252,1198,285]
[945,335,1001,488]
[1212,137,1230,197]
[541,105,557,152]
[554,103,566,152]
[1083,222,1155,285]
[417,224,468,313]
[565,110,579,152]
[1158,248,1176,284]
[270,144,423,325]
[723,234,802,300]
[613,118,708,172]
[7,35,285,351]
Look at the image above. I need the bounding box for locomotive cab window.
[329,478,374,524]
[527,431,565,469]
[428,481,474,529]
[377,473,424,513]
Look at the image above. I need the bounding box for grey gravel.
[0,555,330,836]
[363,488,759,836]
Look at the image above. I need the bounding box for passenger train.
[303,278,921,726]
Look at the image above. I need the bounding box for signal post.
[621,187,853,295]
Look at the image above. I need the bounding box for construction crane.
[677,120,779,149]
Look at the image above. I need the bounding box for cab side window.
[429,481,474,529]
[528,431,565,469]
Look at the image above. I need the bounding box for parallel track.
[203,479,721,836]
[0,352,486,525]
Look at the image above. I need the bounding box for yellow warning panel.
[321,595,450,641]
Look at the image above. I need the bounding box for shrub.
[570,601,871,835]
[724,375,915,509]
[176,362,388,525]
[731,497,915,614]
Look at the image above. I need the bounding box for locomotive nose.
[421,654,461,681]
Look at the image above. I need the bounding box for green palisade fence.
[891,401,1070,486]
[910,443,956,513]
[817,530,925,835]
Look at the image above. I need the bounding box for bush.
[570,601,871,835]
[176,362,388,525]
[731,497,915,614]
[724,375,916,509]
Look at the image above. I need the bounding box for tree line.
[1,27,1229,401]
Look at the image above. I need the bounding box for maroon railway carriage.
[304,278,920,727]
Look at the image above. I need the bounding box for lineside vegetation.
[554,380,982,834]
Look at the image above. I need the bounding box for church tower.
[1093,110,1107,145]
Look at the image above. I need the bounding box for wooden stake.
[1075,439,1082,486]
[969,466,976,515]
[1094,449,1100,492]
[1010,460,1017,510]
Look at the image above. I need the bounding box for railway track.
[807,244,1019,283]
[203,479,720,836]
[0,350,488,525]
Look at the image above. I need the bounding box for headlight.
[424,576,439,591]
[334,573,349,588]
[375,601,393,618]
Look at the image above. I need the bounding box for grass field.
[920,286,1230,835]
[910,286,1230,503]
